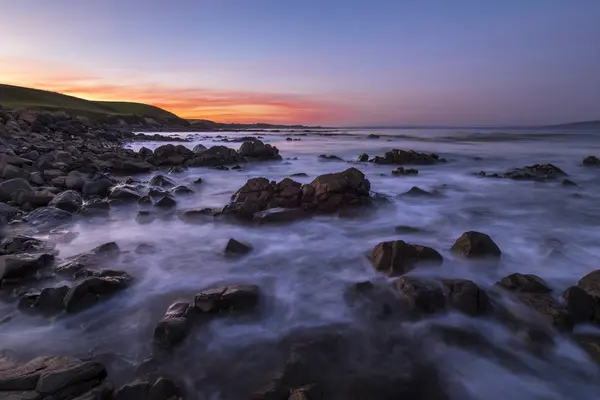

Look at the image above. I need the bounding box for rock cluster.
[479,163,567,181]
[370,149,445,165]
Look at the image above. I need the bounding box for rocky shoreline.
[2,108,600,399]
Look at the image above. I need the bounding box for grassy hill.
[0,83,181,121]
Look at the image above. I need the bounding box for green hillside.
[0,83,180,121]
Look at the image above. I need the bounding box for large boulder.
[188,145,242,167]
[0,178,33,202]
[150,144,193,166]
[18,285,69,315]
[153,301,195,351]
[194,284,260,313]
[371,149,443,165]
[450,231,501,259]
[26,207,73,229]
[442,279,490,316]
[563,286,598,324]
[238,140,281,160]
[370,240,443,276]
[393,277,446,315]
[303,167,371,212]
[49,190,83,213]
[0,253,54,284]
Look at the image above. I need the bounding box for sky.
[1,0,599,126]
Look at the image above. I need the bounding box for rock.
[147,377,182,400]
[305,167,371,212]
[153,302,195,351]
[401,186,433,197]
[253,207,307,224]
[49,190,83,213]
[392,167,418,176]
[72,381,113,399]
[224,238,253,255]
[497,273,552,293]
[0,178,33,202]
[168,165,186,174]
[0,253,54,283]
[2,164,28,180]
[563,286,597,323]
[370,240,442,276]
[139,146,153,157]
[29,171,45,186]
[135,210,155,225]
[194,284,260,313]
[18,286,69,314]
[154,196,177,208]
[189,145,242,167]
[108,186,141,202]
[578,270,600,297]
[192,144,207,153]
[442,279,490,316]
[582,156,600,166]
[193,177,203,184]
[138,195,152,206]
[489,163,568,181]
[54,261,86,276]
[288,384,322,400]
[0,235,48,254]
[26,207,73,228]
[114,379,150,399]
[394,225,424,234]
[179,208,217,223]
[14,189,56,208]
[290,173,308,177]
[81,199,110,215]
[65,172,88,190]
[63,272,133,313]
[372,149,443,165]
[149,174,176,188]
[318,154,343,161]
[450,231,501,259]
[343,281,399,320]
[562,179,577,186]
[135,244,156,254]
[83,179,113,197]
[239,140,281,160]
[357,153,369,162]
[151,144,193,166]
[171,185,194,195]
[572,334,600,364]
[393,277,446,314]
[35,361,106,395]
[68,242,121,268]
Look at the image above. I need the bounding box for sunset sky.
[1,0,599,126]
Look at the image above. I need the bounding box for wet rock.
[138,195,152,206]
[171,185,194,195]
[193,177,203,184]
[401,186,432,197]
[65,171,89,190]
[194,284,260,313]
[149,174,177,188]
[83,179,113,197]
[572,334,600,364]
[370,240,442,276]
[450,231,501,259]
[239,140,281,160]
[147,377,182,400]
[224,238,253,256]
[35,361,106,396]
[0,253,54,284]
[49,190,83,213]
[357,153,369,162]
[288,384,322,400]
[108,186,141,202]
[151,144,193,166]
[114,379,150,399]
[192,144,207,153]
[18,285,69,315]
[63,272,133,313]
[2,164,28,180]
[497,273,552,293]
[14,189,56,208]
[371,149,443,165]
[253,207,307,224]
[343,281,398,320]
[562,178,577,186]
[189,145,242,167]
[179,208,218,223]
[367,134,380,139]
[81,199,110,215]
[68,242,121,268]
[582,155,600,166]
[486,163,568,181]
[135,244,156,254]
[72,381,114,399]
[578,270,600,297]
[54,260,86,276]
[318,154,343,161]
[563,286,597,323]
[231,165,242,170]
[153,302,195,351]
[154,195,177,208]
[213,165,229,170]
[0,178,33,202]
[305,168,371,213]
[139,146,153,157]
[392,167,418,176]
[442,279,490,316]
[26,207,73,228]
[393,277,446,314]
[135,210,155,225]
[0,235,48,255]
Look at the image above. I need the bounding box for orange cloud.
[0,57,349,124]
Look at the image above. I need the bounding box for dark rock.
[193,177,203,184]
[151,144,193,166]
[392,167,418,176]
[290,173,308,177]
[82,199,110,215]
[49,190,83,213]
[192,144,207,153]
[0,253,54,283]
[0,235,48,254]
[149,174,176,188]
[147,377,182,400]
[497,273,552,293]
[154,196,177,208]
[253,208,307,224]
[401,186,432,197]
[578,270,600,297]
[189,145,242,167]
[153,302,195,351]
[135,210,155,225]
[239,140,281,160]
[450,231,501,259]
[231,165,243,170]
[26,207,73,228]
[171,185,194,195]
[18,285,69,314]
[148,188,169,198]
[194,284,260,313]
[114,379,150,399]
[72,381,114,399]
[14,189,56,208]
[572,334,600,364]
[563,286,597,323]
[305,168,371,213]
[139,147,153,157]
[357,153,369,162]
[138,195,152,206]
[318,154,343,161]
[225,238,253,255]
[393,277,446,314]
[54,260,86,276]
[442,279,490,316]
[582,156,600,166]
[35,361,106,395]
[370,240,442,276]
[168,165,186,174]
[65,172,89,190]
[562,179,577,186]
[372,149,443,165]
[343,281,398,320]
[367,134,380,139]
[63,272,133,313]
[0,178,33,202]
[108,186,141,202]
[83,179,113,197]
[489,163,568,181]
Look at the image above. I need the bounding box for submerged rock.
[392,167,419,176]
[0,253,54,284]
[224,238,253,256]
[370,240,442,276]
[371,149,443,165]
[63,271,133,313]
[153,301,195,351]
[582,155,600,166]
[442,279,490,316]
[450,231,501,259]
[481,163,567,182]
[357,153,369,162]
[318,154,344,161]
[393,277,446,314]
[194,284,260,313]
[400,186,433,197]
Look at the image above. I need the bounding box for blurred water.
[2,127,600,398]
